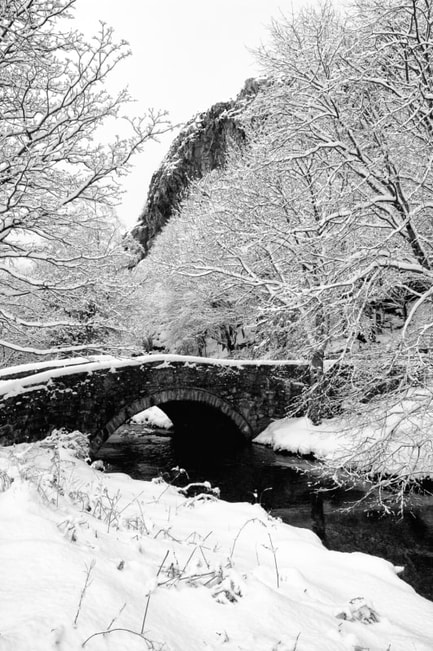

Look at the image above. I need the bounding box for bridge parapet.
[0,355,310,452]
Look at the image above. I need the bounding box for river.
[97,424,433,601]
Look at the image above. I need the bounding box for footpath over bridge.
[0,354,309,453]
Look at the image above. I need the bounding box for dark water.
[97,425,433,601]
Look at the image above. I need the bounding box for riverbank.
[1,430,433,650]
[254,395,433,479]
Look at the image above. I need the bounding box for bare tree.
[0,0,170,362]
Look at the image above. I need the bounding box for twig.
[107,602,127,631]
[199,545,210,568]
[74,560,96,626]
[229,518,267,561]
[180,546,199,574]
[140,594,152,636]
[82,627,155,648]
[140,550,170,634]
[157,550,170,576]
[267,532,280,589]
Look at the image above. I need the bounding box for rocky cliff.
[130,78,263,258]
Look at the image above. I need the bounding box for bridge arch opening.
[104,388,253,447]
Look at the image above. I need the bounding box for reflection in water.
[97,425,433,601]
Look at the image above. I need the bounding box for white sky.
[74,0,295,229]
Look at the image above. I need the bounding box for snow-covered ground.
[1,430,433,651]
[255,417,343,459]
[254,393,433,478]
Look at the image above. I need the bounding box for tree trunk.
[307,348,325,425]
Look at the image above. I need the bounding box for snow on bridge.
[0,354,310,452]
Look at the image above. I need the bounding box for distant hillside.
[130,79,264,258]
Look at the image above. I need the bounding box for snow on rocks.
[0,431,432,650]
[130,406,173,429]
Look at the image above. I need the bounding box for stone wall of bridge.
[0,356,310,453]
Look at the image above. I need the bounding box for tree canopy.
[0,0,169,363]
[140,0,433,502]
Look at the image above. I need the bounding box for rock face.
[130,78,263,258]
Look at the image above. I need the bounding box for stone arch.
[104,387,253,442]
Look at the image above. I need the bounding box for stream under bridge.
[0,355,310,453]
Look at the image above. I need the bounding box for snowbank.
[254,416,344,458]
[0,431,432,650]
[255,396,433,477]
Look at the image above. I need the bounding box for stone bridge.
[0,355,310,453]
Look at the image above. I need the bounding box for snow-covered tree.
[137,189,255,356]
[171,0,433,374]
[144,0,433,502]
[0,0,169,363]
[25,212,150,358]
[248,0,433,413]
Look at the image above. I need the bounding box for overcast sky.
[74,0,296,228]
